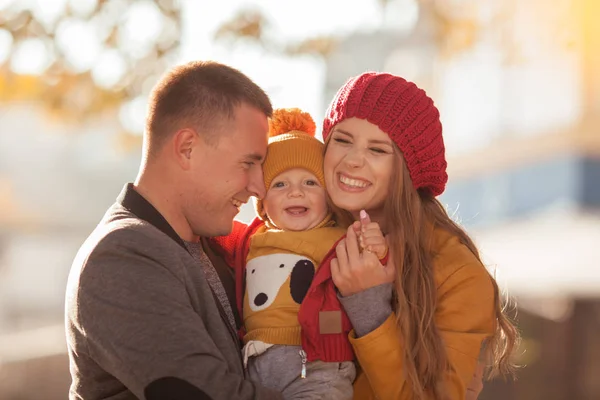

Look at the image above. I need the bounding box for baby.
[212,108,387,399]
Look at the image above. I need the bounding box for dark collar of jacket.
[116,183,242,330]
[116,183,187,251]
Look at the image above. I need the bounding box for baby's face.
[263,168,328,231]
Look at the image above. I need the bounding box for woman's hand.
[355,209,388,260]
[331,210,395,297]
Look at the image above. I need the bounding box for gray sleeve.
[76,230,282,400]
[338,283,394,337]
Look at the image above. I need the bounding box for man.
[65,61,283,400]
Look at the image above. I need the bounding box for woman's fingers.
[352,220,361,235]
[335,238,349,271]
[361,222,383,237]
[330,257,341,286]
[362,235,386,248]
[359,209,371,226]
[345,224,361,263]
[360,221,386,257]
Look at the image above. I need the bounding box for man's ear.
[172,128,198,170]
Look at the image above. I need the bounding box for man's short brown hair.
[145,61,273,154]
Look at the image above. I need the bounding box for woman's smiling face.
[324,117,396,218]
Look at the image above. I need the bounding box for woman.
[322,72,519,399]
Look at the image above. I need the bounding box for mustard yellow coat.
[351,227,496,400]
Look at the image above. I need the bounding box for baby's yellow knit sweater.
[243,225,345,345]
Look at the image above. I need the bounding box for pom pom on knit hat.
[322,72,448,196]
[256,108,325,221]
[268,108,316,138]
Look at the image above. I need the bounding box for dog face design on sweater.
[245,253,315,312]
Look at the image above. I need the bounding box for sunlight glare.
[10,38,51,74]
[0,29,13,65]
[119,96,147,135]
[33,0,68,29]
[55,18,101,73]
[92,50,127,89]
[68,0,98,18]
[119,0,164,59]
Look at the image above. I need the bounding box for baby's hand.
[352,210,388,261]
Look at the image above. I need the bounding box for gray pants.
[247,345,356,400]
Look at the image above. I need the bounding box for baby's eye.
[305,180,319,186]
[272,181,285,188]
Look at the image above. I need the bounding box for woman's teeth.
[340,175,369,188]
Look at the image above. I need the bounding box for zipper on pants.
[299,349,307,379]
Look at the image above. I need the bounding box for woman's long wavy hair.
[325,139,520,399]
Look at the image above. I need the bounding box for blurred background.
[0,0,598,399]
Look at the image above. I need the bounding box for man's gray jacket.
[65,184,282,400]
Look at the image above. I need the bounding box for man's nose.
[248,167,266,199]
